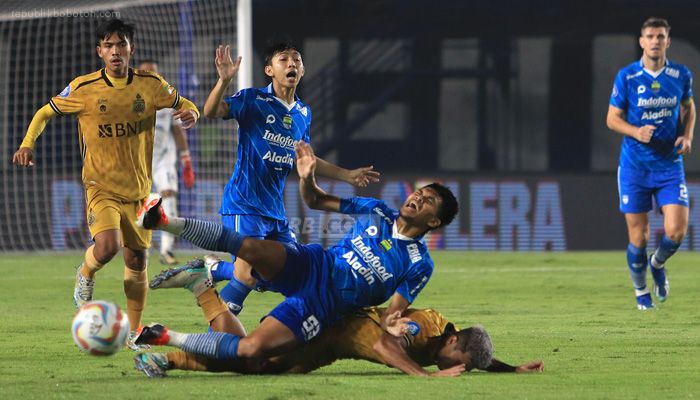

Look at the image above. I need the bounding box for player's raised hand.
[295,142,317,179]
[346,166,381,188]
[515,360,545,373]
[431,364,466,377]
[173,109,198,130]
[634,125,656,143]
[12,147,35,167]
[675,136,692,154]
[215,45,241,82]
[384,311,412,337]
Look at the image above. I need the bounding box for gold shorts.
[85,186,152,250]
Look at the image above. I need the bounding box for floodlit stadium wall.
[27,175,700,251]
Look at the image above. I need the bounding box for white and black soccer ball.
[71,300,130,356]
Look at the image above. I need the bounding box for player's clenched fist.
[634,125,656,143]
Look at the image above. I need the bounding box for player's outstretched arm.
[372,329,464,377]
[295,142,341,212]
[381,293,411,337]
[315,157,381,188]
[606,105,655,143]
[12,104,58,167]
[483,358,544,373]
[173,98,200,130]
[203,45,241,118]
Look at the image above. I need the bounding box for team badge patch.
[622,195,629,205]
[651,80,661,93]
[132,94,145,114]
[87,211,96,227]
[59,85,71,98]
[380,239,392,252]
[98,98,108,113]
[283,114,293,129]
[406,321,420,336]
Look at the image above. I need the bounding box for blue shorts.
[257,242,343,343]
[617,167,690,213]
[222,214,296,259]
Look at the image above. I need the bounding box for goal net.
[0,0,240,250]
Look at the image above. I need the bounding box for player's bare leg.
[624,213,653,310]
[136,314,298,373]
[649,204,689,302]
[73,229,120,307]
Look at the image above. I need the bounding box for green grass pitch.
[1,251,699,399]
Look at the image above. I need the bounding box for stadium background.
[1,0,699,251]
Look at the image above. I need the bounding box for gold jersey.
[49,68,184,200]
[274,307,452,373]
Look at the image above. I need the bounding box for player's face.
[399,187,442,230]
[639,27,670,61]
[97,32,134,77]
[435,338,472,371]
[265,49,305,89]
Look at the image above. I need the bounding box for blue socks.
[181,219,245,255]
[210,260,235,282]
[626,243,648,292]
[181,331,240,360]
[219,277,252,315]
[650,235,681,269]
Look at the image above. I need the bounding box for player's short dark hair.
[422,183,458,230]
[96,18,135,45]
[454,325,493,370]
[264,39,300,66]
[641,17,671,35]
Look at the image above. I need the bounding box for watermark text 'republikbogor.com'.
[11,8,120,19]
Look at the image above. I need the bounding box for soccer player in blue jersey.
[201,42,380,316]
[606,17,696,310]
[134,141,458,368]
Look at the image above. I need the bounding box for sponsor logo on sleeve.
[59,85,71,98]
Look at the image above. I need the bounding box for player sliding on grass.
[12,19,199,345]
[133,284,544,377]
[134,141,458,369]
[606,17,695,310]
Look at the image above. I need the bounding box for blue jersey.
[220,84,312,220]
[610,58,693,171]
[327,197,434,310]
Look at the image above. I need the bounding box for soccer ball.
[71,300,130,356]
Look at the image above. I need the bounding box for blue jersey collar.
[263,83,301,102]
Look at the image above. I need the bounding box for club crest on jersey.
[97,98,108,113]
[59,85,71,98]
[87,211,96,226]
[651,80,661,93]
[283,114,293,130]
[132,94,145,114]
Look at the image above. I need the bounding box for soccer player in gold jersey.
[12,19,200,343]
[134,283,544,377]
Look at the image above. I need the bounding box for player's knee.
[236,336,268,360]
[93,241,120,263]
[666,227,687,243]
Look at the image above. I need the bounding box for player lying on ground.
[133,274,543,377]
[134,141,458,370]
